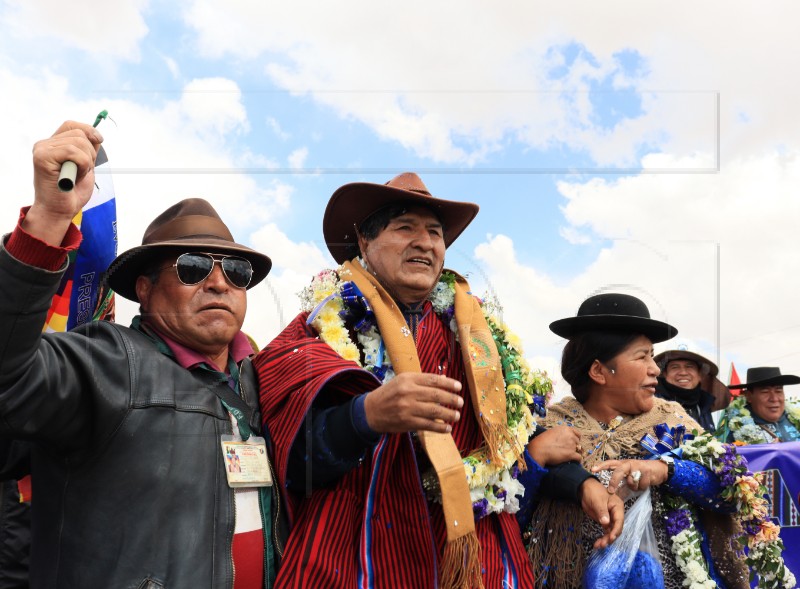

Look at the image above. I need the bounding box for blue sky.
[3,1,799,396]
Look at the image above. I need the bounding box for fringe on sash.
[440,531,484,589]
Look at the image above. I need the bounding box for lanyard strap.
[198,358,255,440]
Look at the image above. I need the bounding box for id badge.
[220,435,273,488]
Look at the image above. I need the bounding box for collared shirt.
[151,324,255,372]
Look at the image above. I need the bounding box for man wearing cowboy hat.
[253,173,623,589]
[0,121,284,588]
[724,367,800,443]
[654,348,731,433]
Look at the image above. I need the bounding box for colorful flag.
[729,362,742,396]
[17,476,31,503]
[43,142,117,332]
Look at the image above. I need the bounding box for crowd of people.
[0,121,796,588]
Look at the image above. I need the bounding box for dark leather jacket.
[0,244,285,588]
[0,441,31,589]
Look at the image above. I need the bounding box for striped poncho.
[254,305,536,588]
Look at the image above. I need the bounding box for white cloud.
[266,117,290,140]
[242,223,332,346]
[4,0,150,60]
[558,226,592,245]
[181,0,800,167]
[288,147,308,170]
[162,54,180,79]
[178,78,249,138]
[250,223,329,275]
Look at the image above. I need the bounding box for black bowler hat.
[728,367,800,390]
[550,292,678,344]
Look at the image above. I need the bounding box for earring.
[610,369,615,374]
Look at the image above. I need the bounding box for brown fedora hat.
[728,366,800,390]
[322,172,479,264]
[655,348,732,411]
[655,349,719,378]
[106,198,272,302]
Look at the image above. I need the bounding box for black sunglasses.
[163,252,253,289]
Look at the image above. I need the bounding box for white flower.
[735,423,771,444]
[499,469,525,513]
[669,525,714,587]
[469,486,485,504]
[428,281,455,314]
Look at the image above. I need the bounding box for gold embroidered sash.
[343,259,512,589]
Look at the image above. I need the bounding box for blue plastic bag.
[582,488,665,589]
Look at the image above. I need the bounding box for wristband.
[658,455,675,481]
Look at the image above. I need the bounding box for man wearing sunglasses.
[0,121,284,589]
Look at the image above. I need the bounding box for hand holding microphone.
[57,110,108,192]
[25,120,104,246]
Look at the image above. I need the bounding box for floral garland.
[658,431,796,589]
[299,265,552,520]
[720,395,800,445]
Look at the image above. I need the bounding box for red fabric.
[232,529,264,589]
[254,305,535,588]
[5,207,81,270]
[17,475,32,503]
[44,282,73,326]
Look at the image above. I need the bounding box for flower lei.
[719,395,800,445]
[656,430,796,589]
[299,265,553,520]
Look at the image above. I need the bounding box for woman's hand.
[579,478,625,549]
[591,458,669,494]
[526,425,582,467]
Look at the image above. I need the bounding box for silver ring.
[631,470,642,485]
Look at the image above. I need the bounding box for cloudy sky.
[3,0,799,397]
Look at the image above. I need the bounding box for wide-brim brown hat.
[655,349,719,377]
[323,172,479,264]
[729,366,800,390]
[106,198,272,302]
[550,292,678,344]
[655,349,732,411]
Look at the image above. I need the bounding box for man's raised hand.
[25,121,103,246]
